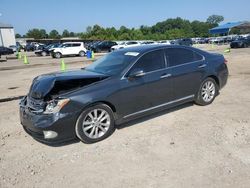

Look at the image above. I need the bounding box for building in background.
[0,22,16,47]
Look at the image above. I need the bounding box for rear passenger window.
[165,48,203,67]
[63,44,72,47]
[131,50,165,73]
[72,43,81,47]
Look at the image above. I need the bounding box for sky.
[0,0,250,35]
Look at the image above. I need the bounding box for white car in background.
[52,42,87,58]
[111,41,141,51]
[140,41,157,45]
[157,40,171,45]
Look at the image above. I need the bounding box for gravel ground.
[0,44,250,188]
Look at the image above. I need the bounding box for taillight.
[224,59,228,64]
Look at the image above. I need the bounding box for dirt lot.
[0,45,250,188]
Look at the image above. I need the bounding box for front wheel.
[75,104,115,144]
[195,78,218,106]
[54,52,61,58]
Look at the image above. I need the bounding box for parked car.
[9,45,17,52]
[90,41,117,52]
[25,43,36,51]
[140,41,156,45]
[51,42,87,58]
[35,43,61,56]
[0,46,14,58]
[158,40,171,45]
[175,38,193,46]
[111,41,140,51]
[16,42,24,51]
[20,45,228,144]
[230,36,250,48]
[87,41,102,50]
[193,38,206,44]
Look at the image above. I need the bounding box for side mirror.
[128,69,145,79]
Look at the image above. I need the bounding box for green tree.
[79,17,222,40]
[40,29,48,38]
[15,33,21,38]
[69,32,75,37]
[49,30,60,39]
[191,21,211,37]
[26,28,47,39]
[86,26,92,34]
[206,15,224,25]
[62,29,70,37]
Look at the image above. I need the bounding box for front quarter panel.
[63,77,122,118]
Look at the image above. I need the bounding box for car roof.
[115,44,192,54]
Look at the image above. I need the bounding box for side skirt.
[115,95,194,125]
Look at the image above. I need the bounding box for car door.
[247,37,250,46]
[71,43,81,55]
[104,42,113,51]
[165,47,206,100]
[119,49,173,118]
[61,43,72,55]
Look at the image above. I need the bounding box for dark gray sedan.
[20,45,228,144]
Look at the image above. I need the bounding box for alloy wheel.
[82,109,111,139]
[201,81,215,102]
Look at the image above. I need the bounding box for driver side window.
[131,49,165,73]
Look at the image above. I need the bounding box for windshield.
[85,51,138,75]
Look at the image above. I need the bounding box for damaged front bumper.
[19,96,78,144]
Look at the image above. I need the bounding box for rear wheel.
[41,51,47,56]
[79,51,85,57]
[195,78,218,106]
[75,104,115,143]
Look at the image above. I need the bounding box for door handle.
[198,64,207,68]
[160,74,172,79]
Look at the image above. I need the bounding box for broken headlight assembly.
[44,98,70,114]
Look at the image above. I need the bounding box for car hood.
[29,69,109,100]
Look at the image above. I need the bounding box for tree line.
[16,15,226,40]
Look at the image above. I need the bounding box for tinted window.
[131,50,165,73]
[72,43,81,47]
[127,42,138,45]
[62,44,72,47]
[165,48,203,67]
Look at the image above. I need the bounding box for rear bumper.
[219,65,228,89]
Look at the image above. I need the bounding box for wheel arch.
[80,100,117,119]
[207,75,220,88]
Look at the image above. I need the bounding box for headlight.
[44,98,70,114]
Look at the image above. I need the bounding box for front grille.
[26,97,45,113]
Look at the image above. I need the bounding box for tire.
[75,104,115,144]
[79,51,85,57]
[243,43,247,48]
[41,51,47,57]
[195,77,218,106]
[54,52,61,59]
